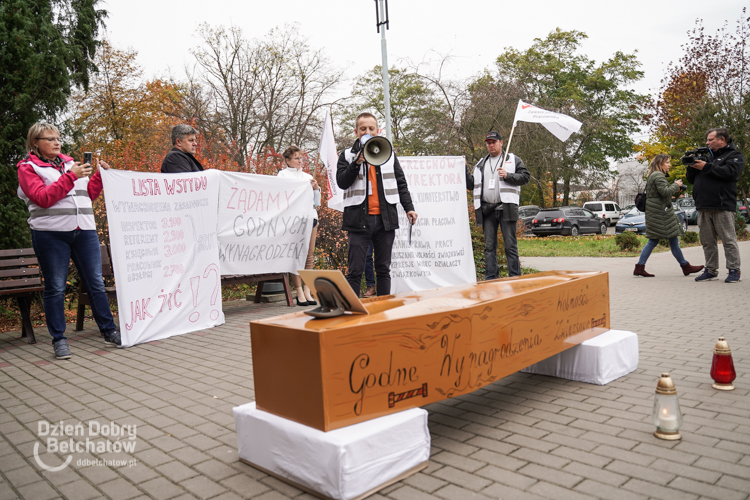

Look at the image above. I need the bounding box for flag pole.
[501,122,517,167]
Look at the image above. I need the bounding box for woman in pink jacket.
[17,122,120,360]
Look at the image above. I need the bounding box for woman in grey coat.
[634,154,704,277]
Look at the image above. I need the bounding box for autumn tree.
[463,29,647,206]
[406,55,477,156]
[641,10,750,201]
[0,0,105,249]
[69,40,183,169]
[187,23,343,167]
[68,41,191,244]
[459,75,526,163]
[344,66,454,156]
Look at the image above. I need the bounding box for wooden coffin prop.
[250,270,609,431]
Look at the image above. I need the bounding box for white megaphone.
[359,134,393,166]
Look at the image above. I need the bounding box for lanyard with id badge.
[487,156,502,190]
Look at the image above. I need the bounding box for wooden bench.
[222,274,293,307]
[0,248,43,344]
[75,244,117,331]
[75,245,295,330]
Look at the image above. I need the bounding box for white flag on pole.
[320,110,343,212]
[513,100,582,142]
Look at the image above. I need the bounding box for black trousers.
[346,215,396,296]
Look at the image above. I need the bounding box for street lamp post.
[375,0,392,142]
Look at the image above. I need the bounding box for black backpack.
[635,191,647,212]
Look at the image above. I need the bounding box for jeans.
[637,237,687,266]
[364,243,375,287]
[31,229,116,342]
[346,215,396,296]
[482,209,521,279]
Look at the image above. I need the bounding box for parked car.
[615,204,688,235]
[676,197,697,225]
[582,200,622,226]
[738,199,749,223]
[668,203,689,232]
[517,205,541,233]
[531,207,608,237]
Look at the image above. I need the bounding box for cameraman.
[687,128,744,283]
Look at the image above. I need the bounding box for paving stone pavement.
[1,242,748,500]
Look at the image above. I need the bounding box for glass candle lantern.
[652,373,683,440]
[710,337,736,391]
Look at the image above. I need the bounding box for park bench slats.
[0,247,41,343]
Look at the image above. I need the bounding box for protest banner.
[102,169,225,347]
[391,156,476,294]
[217,172,314,276]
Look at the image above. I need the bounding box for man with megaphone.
[337,112,418,297]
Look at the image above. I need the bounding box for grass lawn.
[517,234,703,257]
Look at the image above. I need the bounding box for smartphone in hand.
[83,152,92,165]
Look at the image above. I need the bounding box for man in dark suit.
[161,125,204,173]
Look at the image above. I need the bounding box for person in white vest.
[466,131,530,279]
[337,112,418,296]
[16,122,121,360]
[277,145,321,306]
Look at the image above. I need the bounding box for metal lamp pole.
[375,0,392,141]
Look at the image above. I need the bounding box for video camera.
[681,147,711,166]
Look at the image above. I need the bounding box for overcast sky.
[103,0,747,140]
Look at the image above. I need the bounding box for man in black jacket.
[687,128,744,283]
[161,125,204,173]
[336,113,417,296]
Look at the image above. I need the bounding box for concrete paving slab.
[0,242,748,499]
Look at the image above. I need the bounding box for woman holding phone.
[633,154,704,278]
[16,122,120,359]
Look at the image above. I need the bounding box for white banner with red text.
[102,169,314,347]
[102,169,225,347]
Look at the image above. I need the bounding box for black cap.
[485,131,502,142]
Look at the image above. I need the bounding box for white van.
[582,201,622,226]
